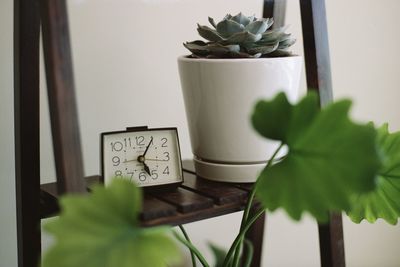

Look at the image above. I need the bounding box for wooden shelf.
[40,165,256,227]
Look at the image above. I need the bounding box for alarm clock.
[101,126,183,190]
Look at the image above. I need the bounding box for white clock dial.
[102,128,183,187]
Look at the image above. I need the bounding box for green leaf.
[216,19,245,38]
[208,16,217,29]
[230,12,252,26]
[244,19,270,35]
[223,31,262,45]
[247,42,279,55]
[348,124,400,225]
[197,24,224,42]
[278,38,296,49]
[208,243,227,267]
[252,92,381,222]
[42,179,181,267]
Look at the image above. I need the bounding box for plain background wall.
[1,0,400,266]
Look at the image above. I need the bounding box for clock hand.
[123,158,138,163]
[140,137,153,176]
[142,137,153,157]
[143,162,151,176]
[145,158,169,162]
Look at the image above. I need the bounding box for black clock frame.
[100,126,184,192]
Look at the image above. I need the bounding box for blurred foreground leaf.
[42,179,181,267]
[209,243,227,267]
[252,92,381,222]
[348,124,400,225]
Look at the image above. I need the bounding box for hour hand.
[143,162,151,175]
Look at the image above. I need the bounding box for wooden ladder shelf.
[13,0,345,266]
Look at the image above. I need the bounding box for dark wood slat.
[263,0,287,28]
[300,0,333,107]
[40,0,86,194]
[141,195,177,221]
[40,174,249,227]
[299,1,345,266]
[40,176,100,218]
[183,160,264,266]
[141,202,245,227]
[40,190,59,219]
[318,213,346,267]
[152,188,214,213]
[41,176,178,221]
[182,172,248,205]
[263,0,275,18]
[14,0,41,265]
[235,183,255,192]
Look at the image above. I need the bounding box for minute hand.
[145,158,169,162]
[142,137,153,157]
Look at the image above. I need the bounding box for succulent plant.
[183,12,296,58]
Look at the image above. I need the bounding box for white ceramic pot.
[178,56,302,182]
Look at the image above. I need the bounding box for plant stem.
[173,230,210,267]
[231,143,283,267]
[242,239,254,267]
[178,225,197,267]
[222,208,266,267]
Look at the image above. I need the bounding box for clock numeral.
[163,152,170,161]
[139,172,147,181]
[115,170,123,177]
[163,166,170,175]
[151,170,158,180]
[124,138,132,148]
[135,136,145,146]
[127,171,134,180]
[112,156,120,166]
[111,141,123,152]
[161,137,168,147]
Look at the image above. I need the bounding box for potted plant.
[178,12,302,183]
[41,92,400,267]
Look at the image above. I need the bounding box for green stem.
[173,230,210,267]
[242,239,254,267]
[231,143,283,267]
[222,208,266,267]
[178,225,197,267]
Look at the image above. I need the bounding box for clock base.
[193,157,273,183]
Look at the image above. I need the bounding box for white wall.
[1,0,400,266]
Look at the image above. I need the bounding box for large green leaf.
[252,92,381,222]
[42,179,181,267]
[348,124,400,225]
[208,243,226,267]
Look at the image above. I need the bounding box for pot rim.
[178,54,302,63]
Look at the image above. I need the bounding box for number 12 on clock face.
[101,127,183,189]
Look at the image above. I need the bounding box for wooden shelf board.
[40,171,253,227]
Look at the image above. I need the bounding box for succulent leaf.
[184,13,295,58]
[231,12,252,26]
[245,19,270,35]
[223,14,233,21]
[208,16,217,29]
[216,19,245,38]
[183,41,210,57]
[247,42,279,55]
[278,38,296,49]
[197,24,224,42]
[223,31,262,45]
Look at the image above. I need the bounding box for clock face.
[101,128,183,187]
